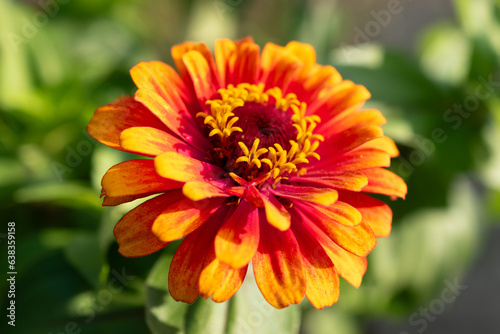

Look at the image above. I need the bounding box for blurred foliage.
[1,0,499,333]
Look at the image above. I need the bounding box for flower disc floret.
[198,83,324,182]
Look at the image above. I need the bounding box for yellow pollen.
[200,83,323,181]
[236,138,269,169]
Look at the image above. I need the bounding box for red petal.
[87,96,167,151]
[253,217,305,309]
[243,184,265,208]
[215,200,259,268]
[168,206,230,303]
[361,168,407,199]
[113,192,178,257]
[291,217,340,309]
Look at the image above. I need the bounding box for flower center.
[231,102,296,151]
[197,83,324,183]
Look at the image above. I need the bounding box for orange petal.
[120,126,205,159]
[171,41,219,87]
[183,180,230,201]
[340,191,392,238]
[295,201,376,257]
[296,209,367,288]
[113,192,182,257]
[281,41,316,93]
[324,241,367,288]
[362,168,407,199]
[270,184,338,206]
[302,200,362,227]
[130,61,191,113]
[253,221,305,309]
[358,136,400,158]
[87,96,166,150]
[230,39,260,85]
[319,108,386,137]
[215,201,259,268]
[260,42,302,90]
[101,159,182,204]
[214,38,236,88]
[134,88,208,148]
[317,125,384,156]
[168,206,231,303]
[311,81,371,120]
[290,171,368,192]
[182,50,220,102]
[285,41,316,68]
[155,151,224,183]
[199,245,248,302]
[261,193,291,231]
[103,194,145,207]
[291,64,342,102]
[291,217,340,309]
[311,148,390,172]
[216,37,260,87]
[152,197,224,242]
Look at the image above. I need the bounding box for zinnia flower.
[87,37,407,309]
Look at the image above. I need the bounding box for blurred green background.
[1,0,500,333]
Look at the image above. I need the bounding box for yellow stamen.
[201,83,323,182]
[236,139,269,169]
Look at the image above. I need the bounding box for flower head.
[87,37,407,309]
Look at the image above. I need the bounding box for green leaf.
[146,251,301,334]
[0,158,26,187]
[418,23,472,86]
[0,1,35,110]
[301,308,361,334]
[225,272,301,334]
[341,176,483,314]
[332,48,441,105]
[487,189,500,222]
[146,250,189,334]
[454,0,496,37]
[13,181,102,209]
[64,233,104,289]
[185,298,228,334]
